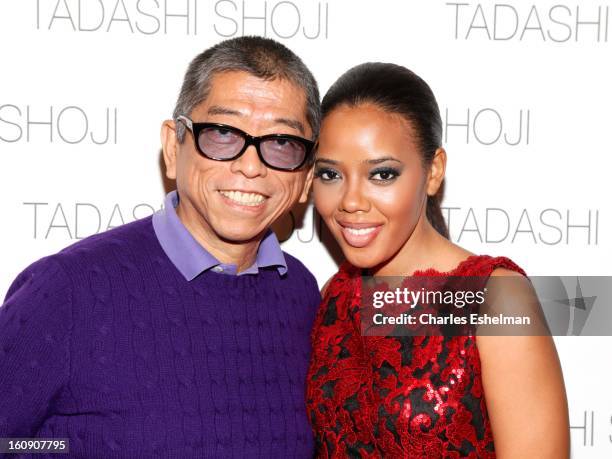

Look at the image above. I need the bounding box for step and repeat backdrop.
[1,0,610,456]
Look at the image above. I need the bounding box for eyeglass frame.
[176,115,315,171]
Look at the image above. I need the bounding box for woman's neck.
[372,217,462,276]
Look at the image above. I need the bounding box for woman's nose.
[339,180,370,213]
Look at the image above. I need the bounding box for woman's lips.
[337,222,383,248]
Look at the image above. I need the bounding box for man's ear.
[298,165,315,204]
[426,147,447,196]
[161,120,178,180]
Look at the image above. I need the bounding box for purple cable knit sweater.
[0,217,320,458]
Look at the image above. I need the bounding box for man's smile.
[218,189,268,207]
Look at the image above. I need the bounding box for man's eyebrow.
[207,105,306,135]
[207,105,243,117]
[275,117,305,135]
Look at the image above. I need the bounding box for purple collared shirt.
[152,191,287,280]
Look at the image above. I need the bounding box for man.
[0,36,321,458]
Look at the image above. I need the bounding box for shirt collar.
[152,191,287,281]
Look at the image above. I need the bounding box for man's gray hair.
[173,36,321,142]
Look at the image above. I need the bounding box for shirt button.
[212,266,223,273]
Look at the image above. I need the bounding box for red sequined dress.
[306,255,526,458]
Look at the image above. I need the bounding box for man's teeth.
[345,227,377,236]
[219,190,266,206]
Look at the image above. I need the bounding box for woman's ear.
[426,147,447,196]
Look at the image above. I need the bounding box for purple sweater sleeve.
[0,257,72,436]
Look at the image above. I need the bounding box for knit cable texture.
[0,217,320,458]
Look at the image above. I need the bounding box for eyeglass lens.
[197,126,306,169]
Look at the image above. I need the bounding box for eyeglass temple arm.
[176,115,193,131]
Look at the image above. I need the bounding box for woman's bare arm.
[476,268,570,458]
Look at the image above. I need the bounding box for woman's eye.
[370,168,400,181]
[315,168,340,181]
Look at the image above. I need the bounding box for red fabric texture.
[306,255,526,458]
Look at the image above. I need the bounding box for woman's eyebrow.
[363,157,402,164]
[314,158,340,165]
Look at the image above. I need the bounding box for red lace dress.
[306,255,526,458]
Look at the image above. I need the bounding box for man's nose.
[230,145,268,178]
[340,180,370,213]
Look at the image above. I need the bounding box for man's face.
[162,71,313,244]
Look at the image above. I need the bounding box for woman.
[306,63,569,458]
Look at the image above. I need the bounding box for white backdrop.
[1,1,610,457]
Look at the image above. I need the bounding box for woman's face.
[313,103,431,270]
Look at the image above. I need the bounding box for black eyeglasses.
[176,115,315,171]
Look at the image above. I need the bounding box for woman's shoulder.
[454,254,526,277]
[415,238,526,277]
[321,254,526,294]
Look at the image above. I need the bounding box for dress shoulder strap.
[455,255,527,277]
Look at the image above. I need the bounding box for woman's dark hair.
[321,62,449,239]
